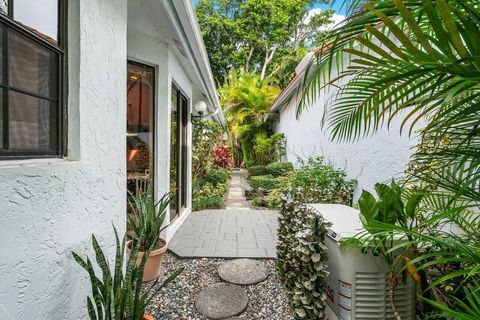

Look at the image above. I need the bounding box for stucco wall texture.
[276,91,421,201]
[0,0,128,319]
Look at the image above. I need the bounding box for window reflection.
[14,0,58,42]
[127,62,154,197]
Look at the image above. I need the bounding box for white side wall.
[0,0,128,319]
[276,88,421,202]
[127,4,194,242]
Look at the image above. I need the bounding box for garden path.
[226,168,251,208]
[169,169,278,258]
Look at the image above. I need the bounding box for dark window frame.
[0,0,66,160]
[171,83,190,220]
[126,59,156,193]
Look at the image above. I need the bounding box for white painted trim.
[165,207,192,243]
[162,0,225,126]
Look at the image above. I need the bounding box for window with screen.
[0,0,65,159]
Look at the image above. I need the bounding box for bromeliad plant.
[72,227,183,320]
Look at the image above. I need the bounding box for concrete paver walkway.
[170,168,278,258]
[226,168,251,208]
[168,209,278,258]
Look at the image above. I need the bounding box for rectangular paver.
[169,209,279,259]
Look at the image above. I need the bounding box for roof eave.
[163,0,226,126]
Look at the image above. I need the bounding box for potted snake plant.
[72,227,183,320]
[127,188,170,282]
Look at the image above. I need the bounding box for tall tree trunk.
[245,46,255,73]
[388,272,402,320]
[260,46,277,80]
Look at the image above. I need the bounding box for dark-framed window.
[170,84,189,221]
[0,0,66,159]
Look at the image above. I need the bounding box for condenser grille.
[355,272,414,320]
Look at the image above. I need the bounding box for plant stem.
[388,271,402,320]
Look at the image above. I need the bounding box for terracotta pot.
[143,313,155,320]
[126,239,167,282]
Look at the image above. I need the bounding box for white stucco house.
[271,51,421,200]
[0,1,223,318]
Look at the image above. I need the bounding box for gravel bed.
[146,252,293,320]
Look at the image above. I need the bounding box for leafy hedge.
[192,166,230,212]
[204,168,229,186]
[266,161,294,177]
[248,157,355,209]
[289,157,355,205]
[193,195,224,211]
[248,175,279,190]
[248,165,269,177]
[277,188,331,319]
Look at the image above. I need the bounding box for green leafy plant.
[193,195,225,211]
[219,71,281,166]
[248,175,279,190]
[127,189,170,251]
[289,157,355,205]
[345,181,425,320]
[266,161,294,177]
[247,165,269,177]
[203,167,229,186]
[192,182,228,211]
[287,0,480,317]
[253,133,286,166]
[72,227,183,320]
[424,281,480,320]
[277,188,331,319]
[192,118,223,184]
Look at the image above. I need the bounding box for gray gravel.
[146,252,293,320]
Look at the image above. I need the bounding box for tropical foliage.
[344,182,425,319]
[192,118,223,184]
[290,0,480,317]
[195,0,333,86]
[219,71,282,166]
[72,227,183,320]
[192,118,231,211]
[277,187,331,319]
[247,157,355,209]
[127,189,170,251]
[213,144,234,169]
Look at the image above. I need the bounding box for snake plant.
[73,227,183,320]
[127,188,170,251]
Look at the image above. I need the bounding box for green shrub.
[251,196,267,207]
[277,188,330,319]
[193,196,224,211]
[266,161,293,177]
[248,165,269,177]
[204,168,229,186]
[192,182,228,211]
[248,175,279,190]
[253,133,286,165]
[266,188,282,208]
[289,157,355,204]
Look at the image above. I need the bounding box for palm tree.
[219,70,281,166]
[284,0,480,317]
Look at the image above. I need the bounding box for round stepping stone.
[195,283,248,319]
[218,259,269,285]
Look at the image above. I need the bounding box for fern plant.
[72,227,183,320]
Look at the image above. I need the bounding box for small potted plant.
[127,188,170,282]
[73,227,183,320]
